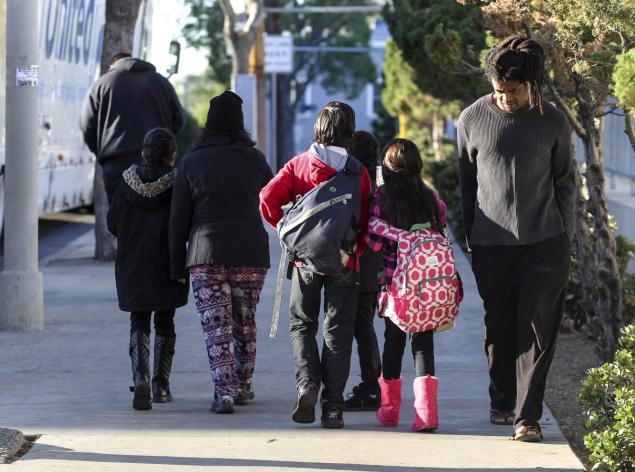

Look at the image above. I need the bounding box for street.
[0,211,94,270]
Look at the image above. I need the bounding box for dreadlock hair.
[379,138,441,232]
[485,36,545,114]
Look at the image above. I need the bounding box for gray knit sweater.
[457,94,576,246]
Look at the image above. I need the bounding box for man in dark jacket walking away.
[81,53,184,202]
[457,36,576,442]
[260,102,372,429]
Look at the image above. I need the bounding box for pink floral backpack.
[368,216,463,333]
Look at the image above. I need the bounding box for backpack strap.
[410,223,431,232]
[343,155,362,175]
[368,216,405,242]
[369,218,439,242]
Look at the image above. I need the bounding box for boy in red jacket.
[260,102,371,428]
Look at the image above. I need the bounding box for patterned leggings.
[190,265,267,397]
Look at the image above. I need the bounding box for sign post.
[265,35,293,171]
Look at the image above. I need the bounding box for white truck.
[0,0,153,236]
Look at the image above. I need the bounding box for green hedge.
[425,147,467,251]
[579,324,635,471]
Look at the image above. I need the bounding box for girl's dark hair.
[348,131,380,179]
[142,128,176,163]
[379,138,440,231]
[313,101,355,147]
[485,36,545,113]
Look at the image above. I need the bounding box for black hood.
[110,57,156,73]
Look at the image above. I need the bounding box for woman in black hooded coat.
[107,128,188,411]
[169,91,273,414]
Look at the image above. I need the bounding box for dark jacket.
[107,163,189,312]
[169,136,274,279]
[80,58,185,164]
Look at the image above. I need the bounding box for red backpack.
[368,216,463,333]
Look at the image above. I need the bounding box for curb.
[0,427,25,463]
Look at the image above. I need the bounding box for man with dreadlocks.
[457,36,576,442]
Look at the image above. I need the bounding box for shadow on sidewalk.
[22,443,582,471]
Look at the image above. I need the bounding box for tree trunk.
[577,101,623,359]
[431,110,445,161]
[219,0,264,76]
[570,165,596,328]
[93,0,143,261]
[228,35,254,75]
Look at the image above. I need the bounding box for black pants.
[289,267,358,408]
[382,317,435,380]
[130,310,176,337]
[103,156,141,203]
[353,291,381,393]
[471,233,571,429]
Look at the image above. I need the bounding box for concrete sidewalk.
[0,227,585,471]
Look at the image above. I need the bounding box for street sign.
[265,35,293,74]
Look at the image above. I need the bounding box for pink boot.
[412,375,438,431]
[376,376,402,426]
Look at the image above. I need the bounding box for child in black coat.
[107,128,188,411]
[344,131,383,411]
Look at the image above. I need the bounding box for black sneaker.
[344,385,380,411]
[291,380,319,424]
[321,406,344,429]
[211,394,234,414]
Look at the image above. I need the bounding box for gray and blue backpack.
[277,154,363,276]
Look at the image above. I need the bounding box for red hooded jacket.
[260,145,371,271]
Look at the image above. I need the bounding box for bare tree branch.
[594,103,621,118]
[546,76,588,140]
[237,0,264,37]
[458,59,484,75]
[217,0,235,39]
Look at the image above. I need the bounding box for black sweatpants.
[471,233,571,429]
[382,317,435,380]
[289,267,359,409]
[130,310,176,337]
[353,291,382,393]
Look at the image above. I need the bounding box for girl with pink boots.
[365,139,447,432]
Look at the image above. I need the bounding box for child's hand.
[178,278,186,284]
[339,250,351,267]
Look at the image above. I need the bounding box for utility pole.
[0,0,44,331]
[265,0,281,170]
[249,23,266,153]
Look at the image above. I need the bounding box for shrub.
[579,324,635,471]
[425,148,467,252]
[565,228,635,329]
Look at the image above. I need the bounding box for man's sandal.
[490,409,515,425]
[514,425,543,442]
